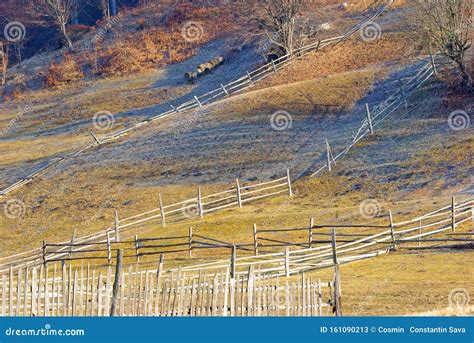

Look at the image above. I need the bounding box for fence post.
[89,130,101,145]
[398,78,408,109]
[330,229,338,265]
[365,103,374,135]
[110,249,123,316]
[451,196,456,232]
[271,59,277,72]
[114,210,120,242]
[286,169,293,197]
[285,247,290,277]
[236,179,242,208]
[221,84,229,96]
[170,104,178,113]
[388,210,397,251]
[333,264,342,316]
[430,51,438,76]
[194,95,202,108]
[69,228,76,258]
[158,194,166,227]
[308,218,314,248]
[42,240,47,266]
[198,187,204,219]
[330,229,342,316]
[418,220,422,247]
[325,139,335,172]
[253,224,258,255]
[134,235,140,263]
[247,71,254,85]
[230,245,236,279]
[188,227,193,258]
[105,231,112,265]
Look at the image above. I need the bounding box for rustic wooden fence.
[310,54,441,177]
[0,172,292,274]
[0,1,391,197]
[174,198,473,277]
[40,229,254,265]
[0,258,339,317]
[99,2,391,144]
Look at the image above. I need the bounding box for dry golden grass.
[313,250,474,315]
[0,134,91,167]
[254,33,416,91]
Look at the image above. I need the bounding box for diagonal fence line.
[171,198,473,277]
[0,1,392,197]
[308,54,446,178]
[1,198,471,293]
[0,172,293,273]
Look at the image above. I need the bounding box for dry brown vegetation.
[100,29,197,77]
[45,54,84,88]
[254,33,416,90]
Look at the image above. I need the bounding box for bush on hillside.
[45,54,84,88]
[101,29,196,77]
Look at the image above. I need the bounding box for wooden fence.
[174,198,473,277]
[0,1,391,197]
[0,172,292,274]
[311,54,441,177]
[0,259,338,317]
[41,230,254,265]
[99,2,391,144]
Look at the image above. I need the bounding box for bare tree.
[0,41,8,85]
[101,0,110,22]
[413,0,472,87]
[35,0,75,50]
[254,0,305,56]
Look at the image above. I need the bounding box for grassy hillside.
[0,0,472,317]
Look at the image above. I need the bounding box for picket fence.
[0,172,293,274]
[0,262,339,317]
[0,1,392,197]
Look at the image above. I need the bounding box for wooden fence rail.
[0,2,392,198]
[310,54,441,178]
[0,173,292,274]
[173,198,473,277]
